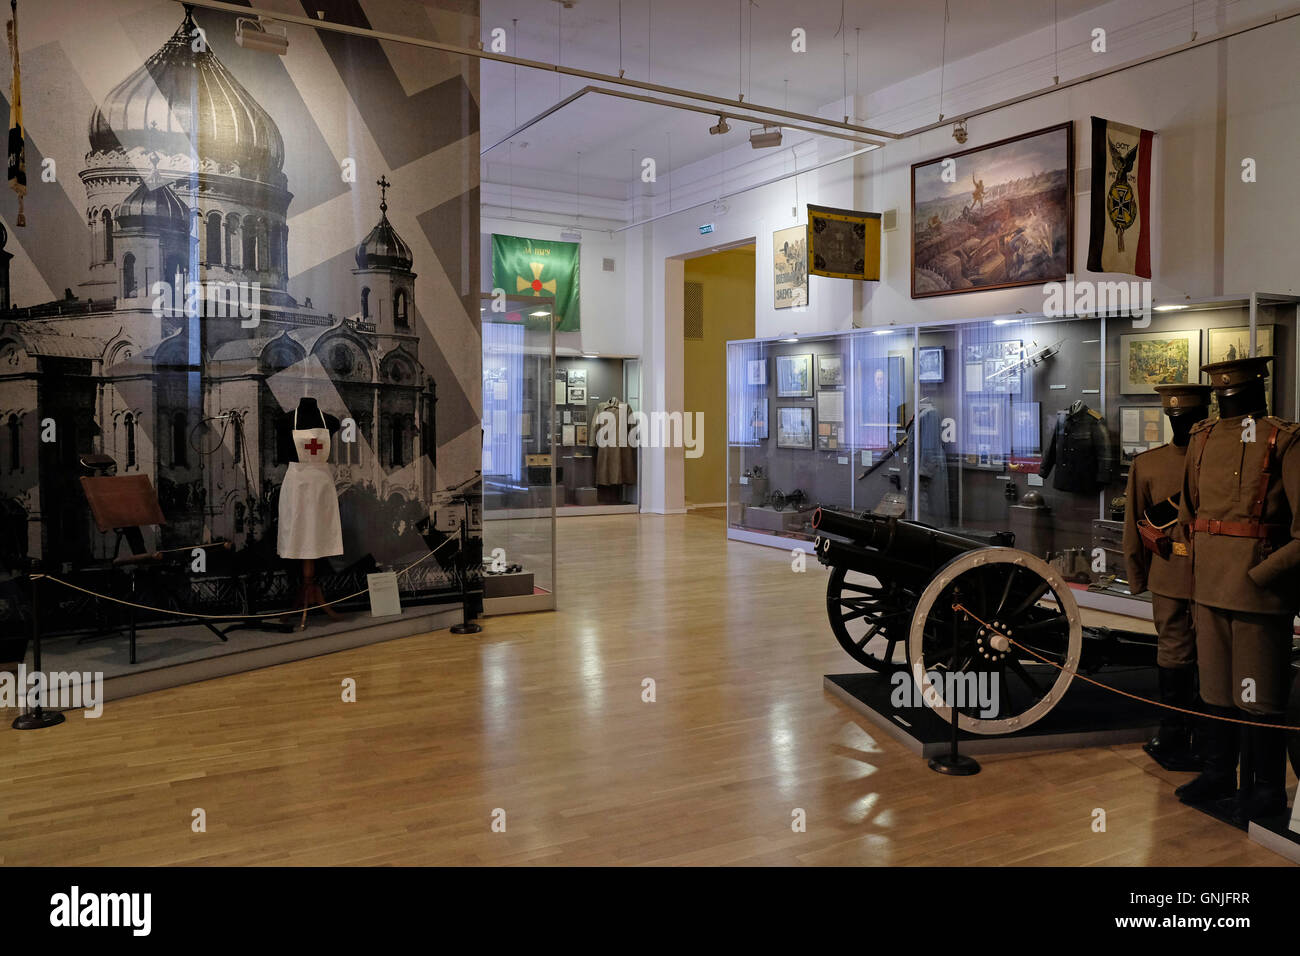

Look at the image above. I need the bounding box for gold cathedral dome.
[87,6,286,184]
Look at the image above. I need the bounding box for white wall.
[481,204,640,357]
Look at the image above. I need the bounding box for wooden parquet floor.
[0,512,1292,865]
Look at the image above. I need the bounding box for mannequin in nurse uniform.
[277,397,344,627]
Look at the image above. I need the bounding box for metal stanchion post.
[450,499,481,635]
[13,573,66,731]
[928,592,979,775]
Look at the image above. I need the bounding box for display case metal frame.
[481,292,557,615]
[725,291,1300,622]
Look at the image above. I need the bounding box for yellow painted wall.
[684,247,756,506]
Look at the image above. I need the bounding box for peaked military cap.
[1201,355,1272,391]
[1153,382,1212,411]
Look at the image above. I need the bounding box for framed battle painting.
[911,122,1074,298]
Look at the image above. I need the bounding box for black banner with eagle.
[1087,116,1153,278]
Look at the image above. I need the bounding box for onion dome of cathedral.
[355,179,413,271]
[87,7,285,183]
[116,178,189,230]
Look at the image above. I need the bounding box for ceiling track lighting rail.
[178,0,896,141]
[482,87,886,156]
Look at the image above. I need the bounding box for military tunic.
[1179,413,1300,713]
[1122,442,1195,668]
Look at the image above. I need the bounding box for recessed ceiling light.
[781,337,799,343]
[530,310,551,317]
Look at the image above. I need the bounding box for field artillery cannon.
[813,507,1158,736]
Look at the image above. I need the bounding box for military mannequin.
[1122,383,1212,771]
[1177,355,1298,825]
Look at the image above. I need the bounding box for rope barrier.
[950,602,1299,732]
[29,537,458,621]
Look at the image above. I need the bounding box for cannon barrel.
[814,535,931,586]
[812,507,994,570]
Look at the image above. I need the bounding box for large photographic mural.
[0,2,480,605]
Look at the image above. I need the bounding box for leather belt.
[1192,517,1284,539]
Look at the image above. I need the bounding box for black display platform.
[1249,813,1300,864]
[825,666,1162,757]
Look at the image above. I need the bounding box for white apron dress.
[277,409,344,559]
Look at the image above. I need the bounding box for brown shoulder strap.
[1193,422,1215,483]
[1251,425,1279,522]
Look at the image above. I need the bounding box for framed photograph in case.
[776,353,813,397]
[918,346,944,383]
[776,406,814,449]
[747,358,768,386]
[817,353,844,387]
[749,399,769,440]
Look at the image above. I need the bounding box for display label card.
[366,572,402,618]
[739,475,749,485]
[837,456,848,465]
[861,450,872,466]
[1027,474,1044,487]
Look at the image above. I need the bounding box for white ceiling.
[480,0,1111,197]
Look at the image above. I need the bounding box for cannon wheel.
[907,547,1082,736]
[826,565,914,673]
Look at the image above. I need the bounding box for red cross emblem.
[304,437,323,456]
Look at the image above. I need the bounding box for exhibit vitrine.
[480,293,557,612]
[726,294,1300,616]
[552,354,641,512]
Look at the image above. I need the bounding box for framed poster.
[1118,329,1200,394]
[773,225,809,309]
[568,368,588,388]
[964,396,1010,464]
[918,346,945,383]
[807,204,882,280]
[964,341,1022,394]
[567,385,587,404]
[911,122,1074,298]
[1010,402,1041,461]
[859,355,906,449]
[776,406,814,449]
[575,424,588,444]
[817,353,844,387]
[817,423,845,451]
[747,358,767,386]
[1208,325,1275,414]
[776,353,813,397]
[749,399,769,440]
[817,389,845,423]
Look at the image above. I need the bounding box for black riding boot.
[1232,714,1288,826]
[1144,666,1201,771]
[1175,704,1238,804]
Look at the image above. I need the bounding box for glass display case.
[481,293,556,612]
[553,353,641,512]
[726,294,1300,617]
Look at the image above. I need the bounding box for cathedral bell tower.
[352,177,417,334]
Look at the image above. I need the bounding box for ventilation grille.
[684,281,704,340]
[882,208,898,232]
[602,257,616,272]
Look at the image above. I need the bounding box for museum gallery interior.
[2,0,1300,880]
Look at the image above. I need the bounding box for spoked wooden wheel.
[907,548,1082,735]
[826,565,915,673]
